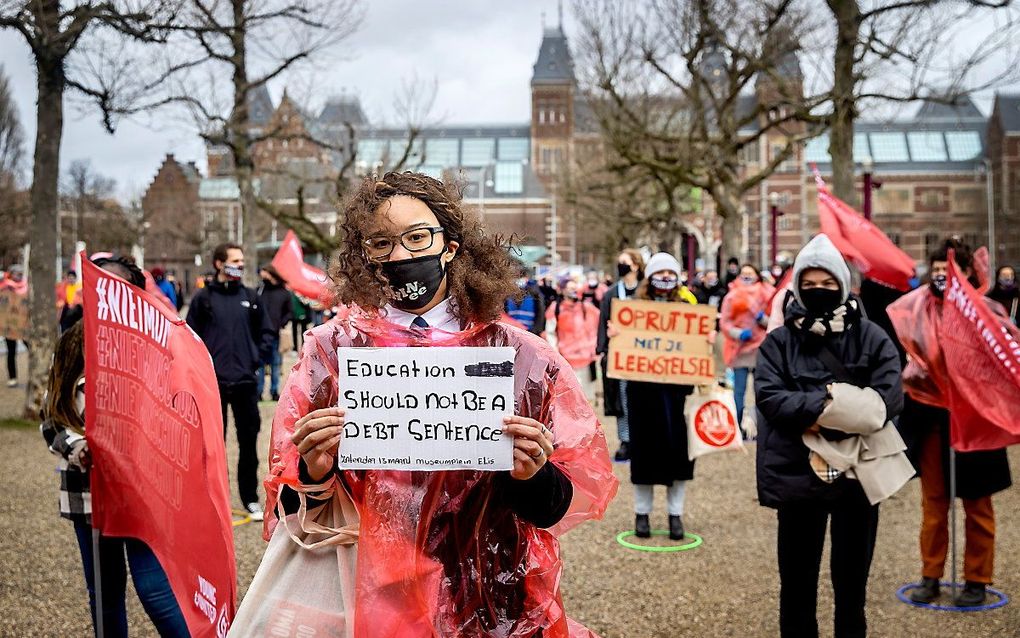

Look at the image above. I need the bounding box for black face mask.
[800,288,842,315]
[381,249,448,310]
[617,263,632,278]
[929,274,947,298]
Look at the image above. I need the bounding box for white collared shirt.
[383,297,461,332]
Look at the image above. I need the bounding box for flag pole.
[949,446,958,598]
[92,527,105,638]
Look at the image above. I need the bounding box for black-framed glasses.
[364,226,445,260]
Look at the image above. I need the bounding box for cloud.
[0,1,569,202]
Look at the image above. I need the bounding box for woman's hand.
[503,415,555,481]
[291,407,345,483]
[606,320,620,338]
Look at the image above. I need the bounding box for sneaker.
[6,380,16,388]
[910,577,940,604]
[634,514,651,538]
[954,581,987,607]
[614,442,630,462]
[244,502,264,522]
[668,515,685,541]
[271,391,280,402]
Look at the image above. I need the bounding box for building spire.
[541,10,545,30]
[558,0,563,28]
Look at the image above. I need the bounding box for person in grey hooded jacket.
[755,234,904,638]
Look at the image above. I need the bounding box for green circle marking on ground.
[616,530,704,552]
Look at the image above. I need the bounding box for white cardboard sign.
[337,346,516,471]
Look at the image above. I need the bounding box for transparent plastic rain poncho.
[887,251,1020,451]
[263,309,618,637]
[887,249,992,408]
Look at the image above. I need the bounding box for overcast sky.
[0,0,572,201]
[1,1,1017,203]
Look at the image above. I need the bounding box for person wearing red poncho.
[719,264,774,428]
[889,238,1012,608]
[242,172,617,638]
[547,278,600,402]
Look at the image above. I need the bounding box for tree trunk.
[24,64,64,418]
[231,0,260,287]
[714,186,744,267]
[828,0,860,203]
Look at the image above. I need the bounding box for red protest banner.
[813,169,915,291]
[82,257,236,637]
[270,230,333,303]
[941,252,1020,452]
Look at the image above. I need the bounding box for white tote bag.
[684,386,745,461]
[229,479,360,638]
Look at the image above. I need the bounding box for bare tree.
[0,64,23,189]
[0,64,27,268]
[0,0,176,416]
[559,147,693,264]
[574,0,827,264]
[155,0,363,281]
[822,0,1020,201]
[61,159,136,255]
[252,76,440,256]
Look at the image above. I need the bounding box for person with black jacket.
[987,264,1017,325]
[755,234,905,638]
[257,265,292,401]
[597,248,644,461]
[187,242,274,521]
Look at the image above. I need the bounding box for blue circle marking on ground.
[615,530,703,552]
[896,582,1009,613]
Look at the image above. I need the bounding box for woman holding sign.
[611,252,700,542]
[250,172,616,638]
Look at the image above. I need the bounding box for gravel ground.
[2,348,1018,637]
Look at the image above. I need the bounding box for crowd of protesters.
[3,167,1019,638]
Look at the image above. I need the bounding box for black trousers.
[5,338,17,380]
[776,486,879,638]
[219,383,261,505]
[292,319,309,352]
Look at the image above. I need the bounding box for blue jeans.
[256,335,282,398]
[73,523,189,637]
[733,367,752,424]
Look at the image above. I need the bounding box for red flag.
[82,256,237,637]
[270,230,333,303]
[813,170,915,291]
[940,251,1020,451]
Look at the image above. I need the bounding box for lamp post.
[769,192,783,266]
[861,156,881,221]
[477,165,494,215]
[984,158,996,275]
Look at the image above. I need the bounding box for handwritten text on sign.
[337,346,515,471]
[607,299,716,385]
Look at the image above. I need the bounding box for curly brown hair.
[330,171,520,324]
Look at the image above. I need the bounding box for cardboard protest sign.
[82,257,236,637]
[0,287,28,340]
[337,346,515,471]
[607,299,716,385]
